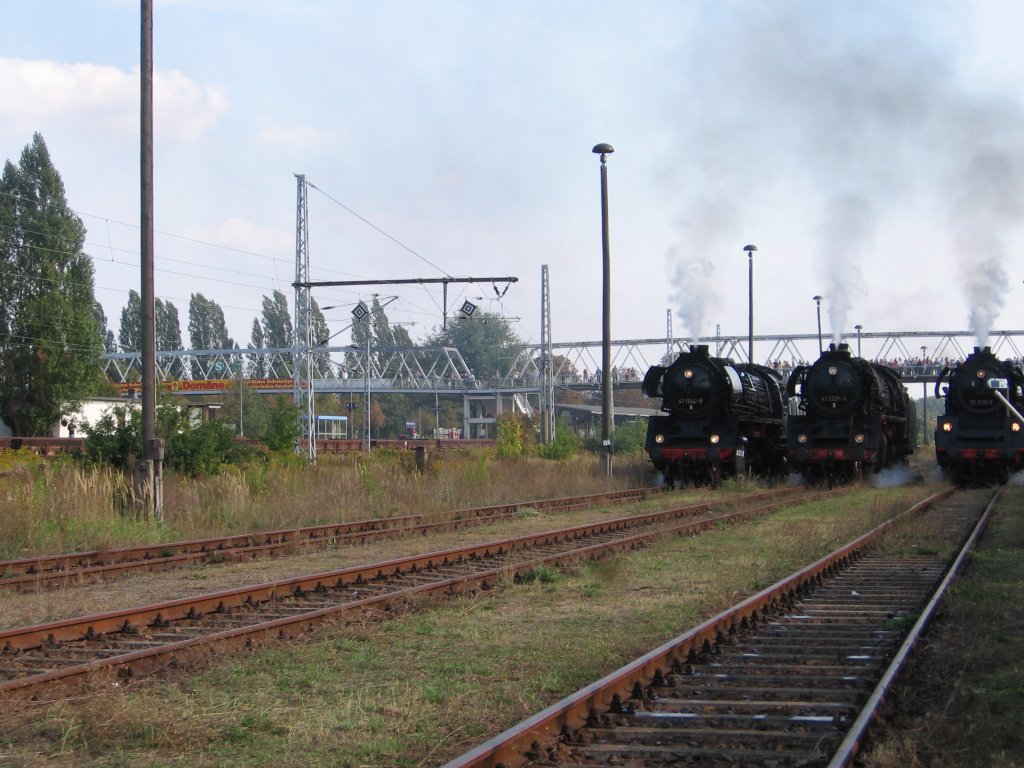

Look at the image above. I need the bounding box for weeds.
[0,450,649,560]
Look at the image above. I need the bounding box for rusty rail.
[441,485,967,768]
[0,487,811,701]
[0,487,660,592]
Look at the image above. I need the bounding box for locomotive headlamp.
[854,433,865,444]
[976,369,986,378]
[828,366,838,376]
[709,434,720,444]
[1013,422,1021,433]
[655,434,665,444]
[684,369,694,379]
[798,434,808,444]
[942,422,953,433]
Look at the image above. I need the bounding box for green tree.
[0,133,104,435]
[425,310,521,380]
[261,394,302,452]
[260,290,292,348]
[118,289,143,352]
[247,317,267,378]
[308,297,333,377]
[495,414,525,458]
[611,419,648,455]
[156,298,185,378]
[188,292,234,378]
[94,301,116,353]
[257,290,293,376]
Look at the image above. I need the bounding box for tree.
[260,290,292,348]
[247,317,267,378]
[188,292,234,378]
[118,290,143,352]
[156,298,185,378]
[0,133,104,435]
[94,301,116,354]
[258,290,293,375]
[119,290,186,378]
[425,310,522,380]
[308,297,333,378]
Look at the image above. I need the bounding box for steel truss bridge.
[101,329,1024,438]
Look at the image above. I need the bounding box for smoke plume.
[663,3,1023,348]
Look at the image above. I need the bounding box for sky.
[2,0,1024,362]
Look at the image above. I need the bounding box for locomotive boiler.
[642,345,787,487]
[934,346,1024,484]
[786,343,915,484]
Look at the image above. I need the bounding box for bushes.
[84,400,261,477]
[538,427,580,459]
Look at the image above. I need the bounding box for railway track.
[0,487,660,592]
[0,486,812,701]
[442,484,992,768]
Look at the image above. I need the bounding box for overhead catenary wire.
[307,182,453,279]
[2,179,498,344]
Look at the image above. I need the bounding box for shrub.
[538,427,580,460]
[496,414,526,458]
[261,395,302,452]
[611,420,648,455]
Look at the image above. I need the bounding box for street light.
[593,142,614,477]
[813,295,824,354]
[744,244,758,364]
[854,324,863,357]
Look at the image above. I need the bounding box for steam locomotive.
[785,343,915,484]
[934,346,1024,484]
[642,345,788,487]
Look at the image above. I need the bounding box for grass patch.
[0,451,652,561]
[862,485,1024,767]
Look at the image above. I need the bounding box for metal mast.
[293,174,314,459]
[540,264,554,443]
[666,308,673,360]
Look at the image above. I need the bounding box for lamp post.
[744,244,758,364]
[593,142,614,476]
[854,324,863,357]
[921,345,929,446]
[813,295,824,354]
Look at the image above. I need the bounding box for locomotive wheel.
[708,463,722,489]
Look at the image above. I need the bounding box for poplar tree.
[247,317,267,378]
[118,291,185,378]
[188,292,233,378]
[0,133,104,435]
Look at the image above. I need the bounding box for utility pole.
[136,0,163,520]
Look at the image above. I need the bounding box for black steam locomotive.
[934,346,1024,484]
[786,343,915,484]
[642,345,788,487]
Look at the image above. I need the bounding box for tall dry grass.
[0,448,651,560]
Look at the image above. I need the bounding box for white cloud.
[256,122,328,149]
[0,57,226,143]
